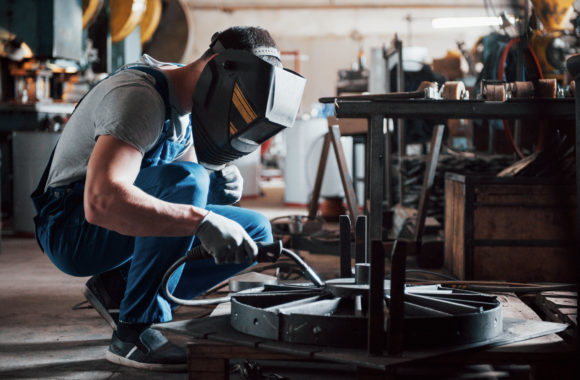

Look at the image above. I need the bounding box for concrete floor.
[0,236,155,379]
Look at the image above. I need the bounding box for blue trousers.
[34,162,272,324]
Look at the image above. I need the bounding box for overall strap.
[125,66,171,119]
[30,147,56,212]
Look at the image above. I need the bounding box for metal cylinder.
[354,263,370,284]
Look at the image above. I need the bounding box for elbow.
[84,188,114,227]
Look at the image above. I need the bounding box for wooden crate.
[444,173,577,282]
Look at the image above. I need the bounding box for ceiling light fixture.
[432,15,516,29]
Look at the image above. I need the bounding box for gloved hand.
[207,165,243,205]
[195,211,257,264]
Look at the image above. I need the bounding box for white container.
[233,149,261,198]
[283,118,353,206]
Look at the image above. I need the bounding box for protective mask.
[191,47,306,170]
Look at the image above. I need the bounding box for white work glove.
[207,165,243,205]
[195,211,258,264]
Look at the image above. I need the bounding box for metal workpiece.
[229,243,503,351]
[229,282,504,349]
[387,240,406,354]
[354,263,370,285]
[228,223,504,353]
[339,215,352,278]
[368,115,386,242]
[368,240,386,354]
[355,215,368,263]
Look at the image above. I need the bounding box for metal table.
[0,102,75,131]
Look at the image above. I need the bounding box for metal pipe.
[355,214,367,263]
[339,215,352,277]
[395,35,405,206]
[368,240,386,355]
[387,240,406,354]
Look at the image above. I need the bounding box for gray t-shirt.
[45,55,192,189]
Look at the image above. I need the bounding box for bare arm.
[84,135,208,236]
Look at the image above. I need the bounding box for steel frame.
[319,96,577,354]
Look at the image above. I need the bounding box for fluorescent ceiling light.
[432,16,516,29]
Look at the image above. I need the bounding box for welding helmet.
[191,41,306,170]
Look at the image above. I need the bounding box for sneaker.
[105,328,187,372]
[83,273,123,329]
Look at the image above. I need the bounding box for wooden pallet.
[534,291,578,342]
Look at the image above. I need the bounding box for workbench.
[319,97,576,243]
[158,293,573,379]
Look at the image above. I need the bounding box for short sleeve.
[94,83,165,154]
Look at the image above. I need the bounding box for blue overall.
[31,66,272,324]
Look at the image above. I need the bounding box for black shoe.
[105,328,187,372]
[83,273,124,329]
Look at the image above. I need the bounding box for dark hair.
[202,26,281,66]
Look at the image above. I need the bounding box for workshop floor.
[0,182,534,379]
[0,182,337,380]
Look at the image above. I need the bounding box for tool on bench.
[319,81,441,104]
[161,240,324,306]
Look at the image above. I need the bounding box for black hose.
[161,241,325,307]
[161,248,234,306]
[281,248,325,287]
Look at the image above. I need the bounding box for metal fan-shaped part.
[230,283,503,349]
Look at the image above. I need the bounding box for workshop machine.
[529,0,577,81]
[0,0,166,232]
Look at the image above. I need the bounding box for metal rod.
[319,89,426,103]
[329,125,360,220]
[385,118,393,207]
[308,133,332,219]
[355,215,368,263]
[276,298,341,315]
[404,293,481,315]
[403,301,451,317]
[387,240,406,354]
[413,124,445,242]
[264,295,322,312]
[511,17,525,155]
[368,240,386,355]
[395,35,406,208]
[368,115,385,242]
[339,215,352,278]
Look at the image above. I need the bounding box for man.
[31,26,305,371]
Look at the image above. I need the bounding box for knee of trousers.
[137,162,210,205]
[249,211,273,242]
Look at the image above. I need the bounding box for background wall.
[179,0,524,111]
